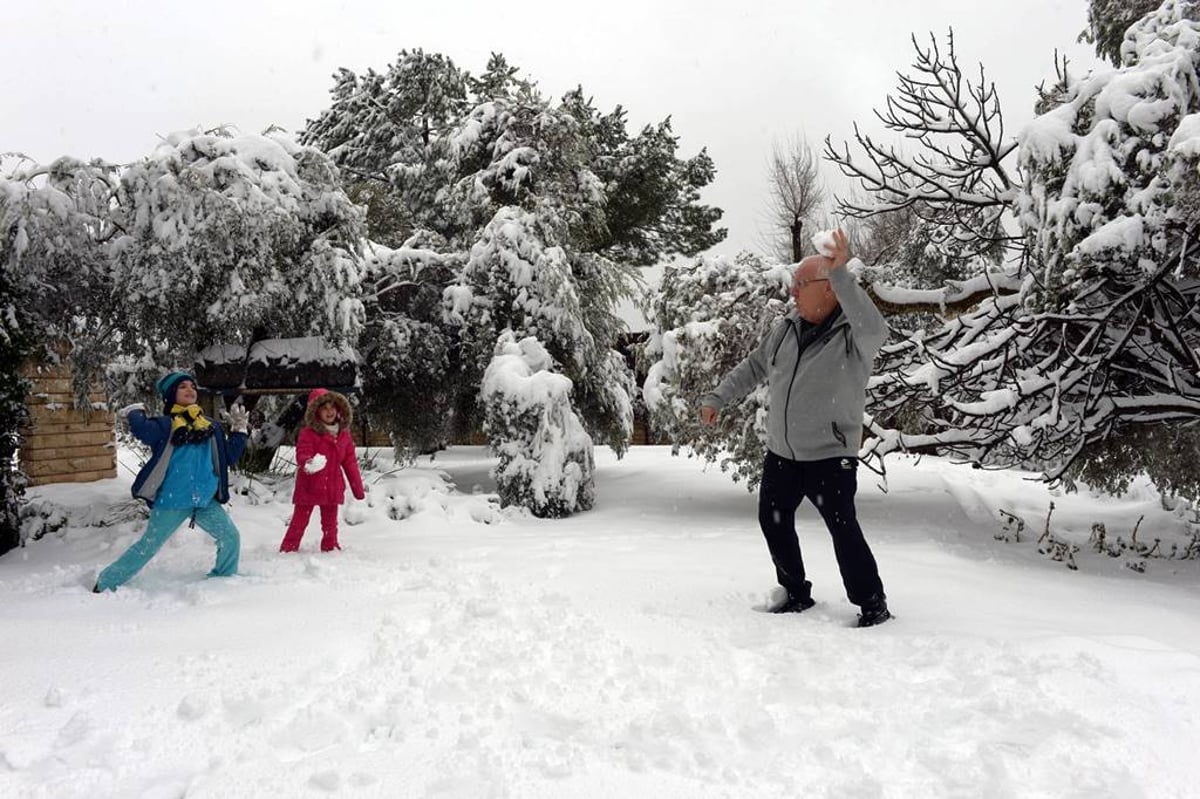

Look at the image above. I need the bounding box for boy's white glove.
[116,403,145,419]
[226,402,250,434]
[304,453,328,474]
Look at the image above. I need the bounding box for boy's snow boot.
[856,597,892,628]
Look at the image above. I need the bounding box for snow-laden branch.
[862,267,1025,315]
[866,241,1200,482]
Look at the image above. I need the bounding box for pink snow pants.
[280,504,340,552]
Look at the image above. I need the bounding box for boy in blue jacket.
[94,371,249,592]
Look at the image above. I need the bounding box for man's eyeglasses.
[793,278,829,290]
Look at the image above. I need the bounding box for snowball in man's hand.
[811,229,837,257]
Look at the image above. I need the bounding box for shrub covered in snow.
[481,333,595,517]
[1,129,369,414]
[642,252,792,489]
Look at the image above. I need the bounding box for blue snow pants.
[95,504,240,591]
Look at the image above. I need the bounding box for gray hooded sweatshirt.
[701,263,888,462]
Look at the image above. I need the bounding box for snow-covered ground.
[2,445,1199,798]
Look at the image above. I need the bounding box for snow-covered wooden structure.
[193,337,359,398]
[193,336,389,450]
[19,358,116,486]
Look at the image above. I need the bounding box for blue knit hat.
[156,371,197,406]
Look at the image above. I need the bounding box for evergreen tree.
[358,239,468,459]
[303,51,725,512]
[303,53,725,262]
[1082,0,1167,64]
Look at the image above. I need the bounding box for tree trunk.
[790,218,805,263]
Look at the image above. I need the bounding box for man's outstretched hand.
[699,405,719,426]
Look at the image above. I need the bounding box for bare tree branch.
[823,29,1021,259]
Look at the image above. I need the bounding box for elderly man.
[699,229,891,627]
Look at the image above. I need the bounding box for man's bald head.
[790,255,840,323]
[796,254,830,279]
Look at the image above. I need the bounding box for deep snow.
[2,445,1199,798]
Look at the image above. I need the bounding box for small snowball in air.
[811,229,837,257]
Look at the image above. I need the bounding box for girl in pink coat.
[280,389,365,552]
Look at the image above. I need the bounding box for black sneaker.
[856,601,892,627]
[767,592,816,614]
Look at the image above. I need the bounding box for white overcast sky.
[4,0,1101,256]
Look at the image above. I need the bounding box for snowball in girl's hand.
[811,229,837,257]
[304,454,328,474]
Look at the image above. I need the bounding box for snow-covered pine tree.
[304,50,471,246]
[448,205,630,512]
[641,252,793,490]
[305,50,725,261]
[108,127,367,403]
[439,93,639,455]
[358,238,468,460]
[481,332,595,517]
[1082,0,1166,65]
[304,52,724,512]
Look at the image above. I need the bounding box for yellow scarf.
[169,404,212,439]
